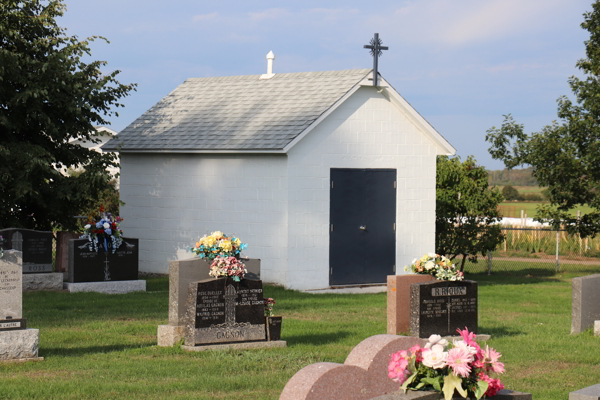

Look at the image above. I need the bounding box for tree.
[501,185,521,201]
[436,156,504,271]
[0,0,135,230]
[486,2,600,238]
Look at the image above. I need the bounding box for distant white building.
[70,126,120,184]
[104,67,455,290]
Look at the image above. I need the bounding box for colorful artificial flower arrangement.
[208,256,247,282]
[264,298,276,317]
[81,207,124,253]
[388,328,505,399]
[404,253,464,281]
[189,231,247,260]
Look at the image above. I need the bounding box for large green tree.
[0,0,135,230]
[486,2,600,238]
[436,156,504,271]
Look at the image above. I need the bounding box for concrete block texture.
[0,329,40,360]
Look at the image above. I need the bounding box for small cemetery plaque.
[411,280,477,338]
[0,250,27,331]
[0,229,53,273]
[184,277,266,346]
[68,238,139,283]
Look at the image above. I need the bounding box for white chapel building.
[103,60,455,290]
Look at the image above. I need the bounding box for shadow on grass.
[465,270,563,286]
[478,325,523,338]
[40,344,144,358]
[285,331,351,346]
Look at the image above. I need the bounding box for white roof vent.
[260,51,275,80]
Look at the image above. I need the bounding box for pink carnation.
[409,344,426,363]
[478,372,504,397]
[484,346,505,374]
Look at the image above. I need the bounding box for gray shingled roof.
[103,69,372,152]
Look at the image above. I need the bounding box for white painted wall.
[118,154,288,284]
[119,86,440,290]
[286,86,438,290]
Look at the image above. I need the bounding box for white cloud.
[248,8,291,21]
[192,12,219,22]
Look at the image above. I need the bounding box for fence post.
[487,251,492,276]
[555,230,560,273]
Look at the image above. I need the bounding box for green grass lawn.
[1,273,599,399]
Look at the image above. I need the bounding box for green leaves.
[442,374,467,400]
[485,4,600,238]
[0,0,135,230]
[436,156,504,271]
[474,380,489,399]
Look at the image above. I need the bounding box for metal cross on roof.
[364,33,388,86]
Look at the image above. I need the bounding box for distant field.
[495,186,546,195]
[498,202,594,218]
[495,186,593,218]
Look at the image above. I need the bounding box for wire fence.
[462,226,600,275]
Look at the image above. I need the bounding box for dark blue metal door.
[329,169,396,285]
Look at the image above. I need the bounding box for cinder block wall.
[286,86,438,290]
[119,153,288,284]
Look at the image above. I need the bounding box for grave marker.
[68,238,139,283]
[410,280,477,338]
[0,250,42,361]
[0,229,53,273]
[572,274,600,334]
[184,277,266,346]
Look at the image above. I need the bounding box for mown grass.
[1,271,599,400]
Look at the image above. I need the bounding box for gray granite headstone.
[0,229,53,273]
[570,383,600,400]
[168,257,261,326]
[0,250,27,330]
[184,277,266,346]
[411,280,478,338]
[572,274,600,334]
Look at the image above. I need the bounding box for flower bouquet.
[189,231,247,260]
[404,253,464,281]
[264,297,276,317]
[81,212,124,253]
[388,328,504,400]
[208,256,247,282]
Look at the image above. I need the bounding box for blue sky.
[59,0,592,169]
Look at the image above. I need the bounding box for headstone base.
[569,383,600,400]
[181,340,286,352]
[157,325,185,347]
[63,280,146,294]
[23,272,63,292]
[595,321,600,337]
[371,389,532,400]
[0,328,41,361]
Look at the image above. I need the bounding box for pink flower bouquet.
[388,328,504,399]
[209,256,247,282]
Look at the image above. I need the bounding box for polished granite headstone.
[184,277,266,346]
[411,280,477,338]
[68,237,138,283]
[0,229,52,273]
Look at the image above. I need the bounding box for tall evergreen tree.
[486,1,600,237]
[0,0,135,230]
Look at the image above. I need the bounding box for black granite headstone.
[410,280,477,338]
[184,277,266,346]
[68,237,139,283]
[0,228,53,273]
